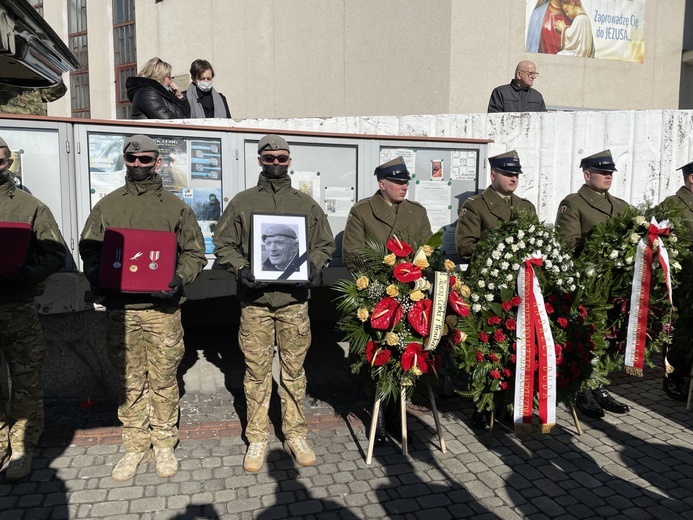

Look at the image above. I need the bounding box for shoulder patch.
[559,205,567,214]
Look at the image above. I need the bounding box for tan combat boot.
[6,451,33,481]
[243,441,268,472]
[284,437,316,467]
[111,451,150,482]
[153,447,177,478]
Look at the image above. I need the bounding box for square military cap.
[0,137,8,150]
[375,157,411,181]
[123,135,159,154]
[261,224,297,241]
[258,134,290,153]
[676,160,693,176]
[489,150,522,174]
[580,149,617,172]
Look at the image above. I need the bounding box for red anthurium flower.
[386,236,414,258]
[401,342,431,374]
[449,276,457,287]
[365,341,391,367]
[408,299,433,336]
[370,297,404,330]
[393,263,422,283]
[448,291,470,317]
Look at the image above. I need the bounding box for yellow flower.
[383,254,396,266]
[459,284,471,299]
[410,365,422,377]
[356,276,369,290]
[422,245,434,257]
[410,290,424,302]
[452,279,461,292]
[444,259,456,272]
[385,332,399,346]
[446,315,459,328]
[413,257,429,269]
[357,308,369,322]
[423,280,431,291]
[442,323,449,336]
[386,284,399,297]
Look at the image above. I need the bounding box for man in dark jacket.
[213,134,335,473]
[79,135,206,482]
[488,61,547,113]
[0,137,66,481]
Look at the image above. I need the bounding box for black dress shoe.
[663,377,687,402]
[592,384,630,414]
[576,388,605,418]
[374,407,388,445]
[470,410,489,430]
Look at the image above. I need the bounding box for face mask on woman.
[197,81,213,92]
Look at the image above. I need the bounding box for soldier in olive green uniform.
[343,157,432,273]
[456,150,536,260]
[0,137,66,481]
[213,134,335,472]
[656,160,693,401]
[0,81,68,116]
[79,135,207,482]
[555,149,631,419]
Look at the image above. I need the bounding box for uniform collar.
[257,173,291,192]
[0,175,17,197]
[123,174,163,196]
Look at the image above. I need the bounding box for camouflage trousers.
[0,299,45,456]
[105,307,184,452]
[239,301,312,442]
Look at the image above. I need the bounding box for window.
[113,0,136,119]
[68,0,90,118]
[28,1,44,17]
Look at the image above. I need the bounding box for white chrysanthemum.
[633,216,646,226]
[517,230,525,239]
[486,258,493,266]
[569,285,576,292]
[506,274,513,281]
[545,260,553,268]
[625,256,634,265]
[492,250,501,260]
[609,250,619,259]
[477,280,485,288]
[586,268,595,277]
[528,237,536,245]
[485,294,494,301]
[504,252,513,260]
[497,242,506,251]
[481,268,489,275]
[536,239,543,247]
[471,293,480,302]
[561,264,568,272]
[505,236,514,244]
[672,249,679,257]
[500,283,508,289]
[518,241,526,249]
[629,233,640,244]
[512,263,520,271]
[542,231,549,238]
[673,261,682,270]
[552,266,560,274]
[556,279,563,286]
[488,282,495,290]
[511,244,519,252]
[528,225,536,233]
[491,269,499,277]
[472,303,482,313]
[501,261,509,270]
[670,234,678,243]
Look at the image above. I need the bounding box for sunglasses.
[124,154,158,165]
[260,154,290,164]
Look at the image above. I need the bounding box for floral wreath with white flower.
[334,232,471,402]
[576,203,691,378]
[457,210,601,421]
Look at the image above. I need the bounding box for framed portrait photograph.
[251,213,310,283]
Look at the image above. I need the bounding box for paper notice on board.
[324,186,354,217]
[415,181,452,232]
[451,150,477,181]
[325,186,354,201]
[379,148,416,175]
[290,171,321,203]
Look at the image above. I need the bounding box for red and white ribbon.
[513,252,557,433]
[625,218,672,376]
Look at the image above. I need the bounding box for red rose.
[554,343,563,356]
[489,370,501,379]
[510,296,522,307]
[489,352,499,363]
[479,331,489,343]
[365,341,391,367]
[544,302,555,315]
[501,301,512,311]
[504,318,516,331]
[393,263,422,283]
[578,305,588,317]
[401,342,430,374]
[475,350,485,362]
[500,381,509,390]
[502,368,512,378]
[557,317,569,329]
[386,236,414,257]
[449,291,470,317]
[370,297,404,330]
[509,354,516,364]
[408,299,433,336]
[511,342,517,351]
[487,316,502,326]
[493,329,506,343]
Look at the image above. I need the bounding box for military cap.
[123,134,159,154]
[374,157,411,181]
[0,137,8,149]
[676,160,693,176]
[489,150,522,174]
[258,134,290,153]
[580,149,617,172]
[261,224,297,242]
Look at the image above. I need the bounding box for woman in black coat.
[126,57,189,119]
[184,59,231,119]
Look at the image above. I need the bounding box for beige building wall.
[40,0,688,119]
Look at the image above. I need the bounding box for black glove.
[238,266,267,290]
[152,275,184,299]
[296,263,319,290]
[89,280,106,297]
[0,273,25,288]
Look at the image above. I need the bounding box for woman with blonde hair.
[126,57,189,119]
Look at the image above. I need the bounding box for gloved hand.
[0,273,24,288]
[89,280,106,296]
[18,264,42,284]
[296,263,319,290]
[238,265,267,290]
[152,275,183,299]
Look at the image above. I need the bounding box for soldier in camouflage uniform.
[0,80,68,116]
[0,137,66,481]
[213,134,335,472]
[79,135,207,482]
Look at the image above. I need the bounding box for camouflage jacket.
[213,173,335,308]
[0,82,67,116]
[0,177,66,304]
[79,175,207,309]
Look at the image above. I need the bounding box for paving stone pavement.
[2,334,693,519]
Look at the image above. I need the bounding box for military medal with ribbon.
[149,250,160,270]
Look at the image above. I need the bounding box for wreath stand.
[365,387,447,464]
[484,402,583,445]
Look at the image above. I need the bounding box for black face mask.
[126,164,156,182]
[262,164,289,179]
[0,166,9,184]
